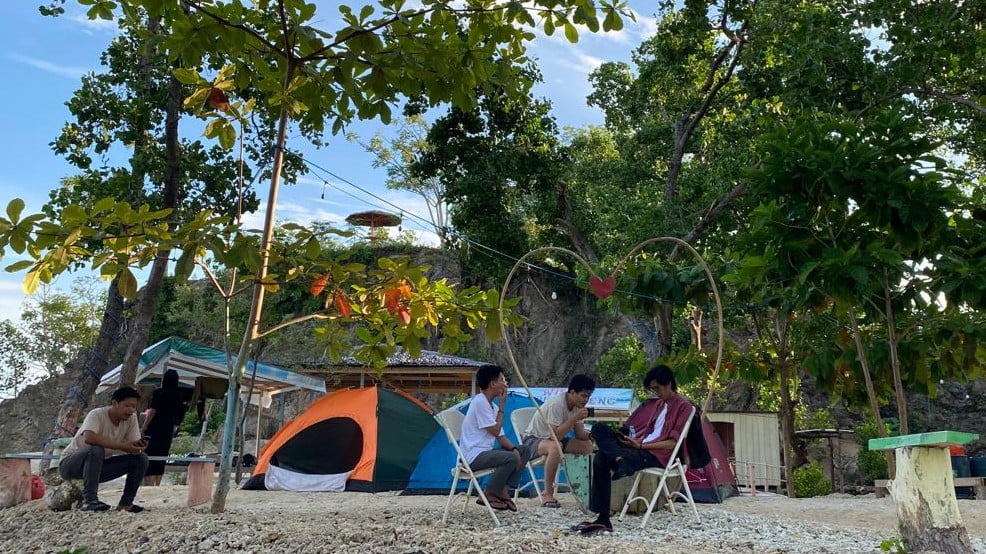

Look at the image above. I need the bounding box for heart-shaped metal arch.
[496,238,725,511]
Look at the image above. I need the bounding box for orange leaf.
[310,273,330,296]
[383,287,401,314]
[334,289,352,317]
[398,279,412,300]
[207,88,231,112]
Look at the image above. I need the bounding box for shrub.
[854,419,889,482]
[596,335,647,389]
[793,462,831,498]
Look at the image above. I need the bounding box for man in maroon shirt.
[575,365,693,534]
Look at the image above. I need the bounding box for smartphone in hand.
[140,434,152,446]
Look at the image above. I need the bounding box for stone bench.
[869,430,979,553]
[875,477,986,500]
[0,454,218,509]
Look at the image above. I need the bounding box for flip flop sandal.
[578,523,613,536]
[542,500,562,508]
[117,504,145,513]
[490,493,517,512]
[569,521,595,532]
[478,496,509,511]
[80,500,111,512]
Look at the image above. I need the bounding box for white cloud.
[68,13,118,35]
[558,51,605,75]
[7,53,88,80]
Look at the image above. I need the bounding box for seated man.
[576,365,693,534]
[521,374,595,508]
[460,364,536,512]
[58,386,149,512]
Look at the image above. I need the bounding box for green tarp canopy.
[97,336,326,396]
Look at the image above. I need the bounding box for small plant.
[854,419,889,482]
[596,335,648,390]
[879,536,907,553]
[792,462,831,498]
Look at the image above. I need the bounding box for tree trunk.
[211,93,292,513]
[850,315,895,479]
[39,275,126,471]
[891,446,972,553]
[774,312,797,497]
[689,307,703,350]
[778,360,797,496]
[118,73,182,385]
[653,304,673,358]
[884,272,908,435]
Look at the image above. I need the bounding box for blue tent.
[403,390,559,495]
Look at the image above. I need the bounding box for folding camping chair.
[436,409,501,527]
[618,404,700,528]
[510,406,571,502]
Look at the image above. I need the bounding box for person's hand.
[123,440,146,455]
[497,387,507,406]
[573,407,589,421]
[618,435,640,449]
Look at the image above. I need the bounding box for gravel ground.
[2,485,986,553]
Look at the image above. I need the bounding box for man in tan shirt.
[522,374,595,507]
[59,386,149,512]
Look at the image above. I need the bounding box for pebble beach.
[3,485,986,553]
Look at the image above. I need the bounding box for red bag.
[30,474,45,500]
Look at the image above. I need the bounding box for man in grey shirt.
[59,386,149,512]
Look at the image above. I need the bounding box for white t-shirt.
[524,394,574,439]
[641,404,668,444]
[61,406,140,459]
[460,393,504,464]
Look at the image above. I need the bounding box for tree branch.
[257,312,332,338]
[670,182,748,260]
[182,0,286,59]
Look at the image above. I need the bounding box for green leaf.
[92,197,116,214]
[23,270,41,295]
[118,268,138,300]
[173,68,204,85]
[6,199,25,223]
[5,260,34,273]
[174,249,196,282]
[564,22,579,43]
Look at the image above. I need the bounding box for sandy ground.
[3,482,986,553]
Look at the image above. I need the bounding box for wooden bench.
[875,477,986,500]
[0,454,218,508]
[869,430,979,553]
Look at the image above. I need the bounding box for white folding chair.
[436,409,501,527]
[618,404,700,528]
[510,407,545,502]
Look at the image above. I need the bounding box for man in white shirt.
[58,386,150,512]
[521,374,595,507]
[460,364,536,512]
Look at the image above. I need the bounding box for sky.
[0,1,661,328]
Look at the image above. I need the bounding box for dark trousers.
[59,445,148,505]
[589,425,662,514]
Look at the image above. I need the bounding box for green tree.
[349,115,450,245]
[21,0,630,512]
[0,280,103,397]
